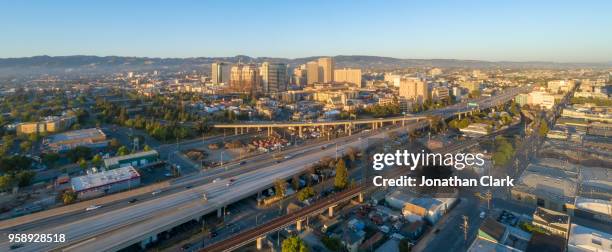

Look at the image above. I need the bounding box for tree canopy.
[282,236,309,252]
[334,159,349,190]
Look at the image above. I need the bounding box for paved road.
[0,87,527,252]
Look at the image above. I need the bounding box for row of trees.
[362,103,401,118]
[0,155,35,191]
[0,90,87,124]
[492,136,515,166]
[273,147,359,200]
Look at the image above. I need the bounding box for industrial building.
[385,190,458,224]
[567,223,612,252]
[71,166,141,199]
[43,128,108,152]
[103,150,160,169]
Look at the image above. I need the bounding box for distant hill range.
[0,55,610,78]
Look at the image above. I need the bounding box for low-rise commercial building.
[511,163,578,212]
[567,223,612,252]
[71,166,140,199]
[573,197,612,224]
[532,207,570,238]
[103,150,160,169]
[44,128,108,153]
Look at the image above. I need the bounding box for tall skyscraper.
[230,64,260,93]
[293,65,307,87]
[333,68,362,86]
[318,57,334,83]
[261,62,288,94]
[211,62,230,84]
[399,77,429,104]
[306,61,320,85]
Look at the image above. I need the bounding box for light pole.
[462,215,469,245]
[335,143,338,160]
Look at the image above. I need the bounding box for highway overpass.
[213,86,528,136]
[0,87,527,252]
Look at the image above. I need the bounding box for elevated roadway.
[0,87,527,252]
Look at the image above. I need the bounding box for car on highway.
[226,178,236,186]
[239,161,247,165]
[181,243,192,250]
[128,199,138,203]
[151,190,162,195]
[10,244,25,250]
[212,178,221,183]
[185,185,193,189]
[85,205,102,211]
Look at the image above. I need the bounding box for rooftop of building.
[468,236,521,252]
[515,168,577,203]
[568,223,612,249]
[46,128,106,144]
[533,207,569,225]
[103,150,159,167]
[574,197,612,217]
[71,166,140,192]
[479,217,507,242]
[580,166,612,192]
[533,158,581,174]
[526,232,567,252]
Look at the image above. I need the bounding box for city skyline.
[1,1,612,62]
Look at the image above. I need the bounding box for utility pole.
[335,143,338,160]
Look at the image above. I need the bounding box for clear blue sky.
[1,0,611,62]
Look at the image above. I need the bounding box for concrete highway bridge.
[214,115,429,136]
[0,87,527,252]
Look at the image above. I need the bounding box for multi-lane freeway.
[0,87,527,252]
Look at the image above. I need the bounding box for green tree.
[297,187,315,201]
[117,146,129,156]
[334,159,349,190]
[274,179,287,197]
[42,153,60,168]
[143,144,152,151]
[28,133,39,142]
[66,146,92,162]
[492,136,515,166]
[281,236,308,252]
[16,171,35,187]
[321,236,342,251]
[62,190,77,204]
[398,238,411,252]
[0,174,14,191]
[538,122,549,137]
[78,158,88,170]
[20,140,32,152]
[91,154,103,167]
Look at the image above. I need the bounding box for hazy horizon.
[2,54,612,64]
[1,1,612,62]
